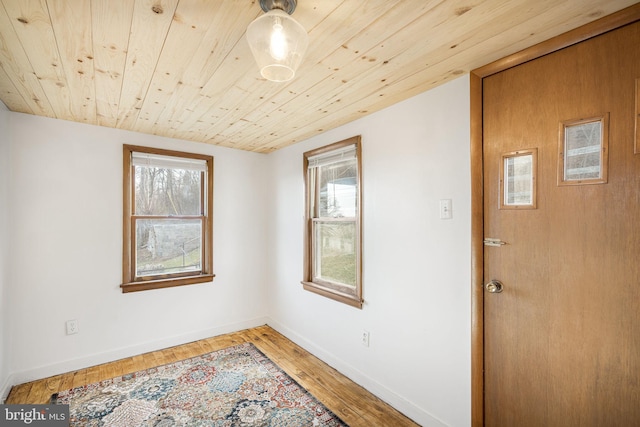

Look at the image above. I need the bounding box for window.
[303,136,362,308]
[500,148,537,209]
[122,145,214,292]
[558,114,609,186]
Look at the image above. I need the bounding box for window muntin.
[303,136,362,308]
[122,145,214,292]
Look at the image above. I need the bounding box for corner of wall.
[267,320,449,427]
[264,75,472,427]
[0,106,11,402]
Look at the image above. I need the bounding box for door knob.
[485,280,503,293]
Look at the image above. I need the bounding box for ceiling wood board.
[0,0,636,153]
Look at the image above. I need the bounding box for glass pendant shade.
[246,9,308,82]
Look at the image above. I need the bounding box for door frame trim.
[469,4,640,426]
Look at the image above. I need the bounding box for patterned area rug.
[52,342,347,426]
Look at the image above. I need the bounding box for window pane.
[135,218,202,277]
[504,154,533,205]
[319,159,357,218]
[134,166,202,215]
[314,221,356,288]
[564,121,602,180]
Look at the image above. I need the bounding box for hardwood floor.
[5,325,419,426]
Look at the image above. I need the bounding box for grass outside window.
[122,145,214,293]
[303,136,363,308]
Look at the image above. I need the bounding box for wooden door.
[482,21,640,426]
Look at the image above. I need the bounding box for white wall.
[4,113,270,387]
[0,103,10,401]
[267,75,471,427]
[1,76,472,427]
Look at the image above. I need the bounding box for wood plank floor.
[5,325,419,426]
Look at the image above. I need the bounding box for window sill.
[302,281,363,309]
[121,274,215,293]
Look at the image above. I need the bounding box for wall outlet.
[361,330,370,347]
[66,319,79,335]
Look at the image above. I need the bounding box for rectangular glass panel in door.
[559,115,608,185]
[565,121,601,179]
[501,149,537,209]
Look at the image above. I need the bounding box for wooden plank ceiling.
[0,0,636,153]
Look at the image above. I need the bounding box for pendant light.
[246,0,308,82]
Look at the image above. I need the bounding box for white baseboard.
[1,375,12,404]
[3,316,269,402]
[4,317,447,427]
[267,319,449,427]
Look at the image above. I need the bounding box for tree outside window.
[122,145,214,292]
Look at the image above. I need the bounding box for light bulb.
[269,21,287,61]
[246,7,308,82]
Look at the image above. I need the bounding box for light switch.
[439,199,453,219]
